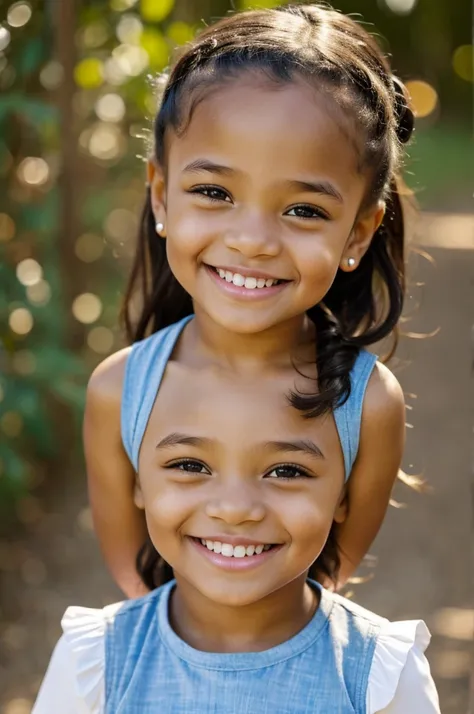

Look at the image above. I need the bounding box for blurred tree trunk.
[55,0,84,352]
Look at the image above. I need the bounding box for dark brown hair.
[123,3,414,587]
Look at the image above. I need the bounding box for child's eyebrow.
[285,179,343,204]
[265,440,325,460]
[155,434,325,460]
[156,432,211,450]
[183,159,234,176]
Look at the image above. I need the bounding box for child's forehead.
[166,74,363,181]
[150,371,339,454]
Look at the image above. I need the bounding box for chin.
[211,309,283,335]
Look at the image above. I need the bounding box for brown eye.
[167,459,210,474]
[190,185,232,203]
[285,205,329,220]
[266,464,311,480]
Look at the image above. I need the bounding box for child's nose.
[205,484,266,525]
[223,211,281,259]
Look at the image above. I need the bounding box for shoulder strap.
[333,350,377,482]
[121,316,193,470]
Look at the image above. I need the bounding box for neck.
[187,304,315,372]
[169,575,318,653]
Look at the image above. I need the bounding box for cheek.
[140,481,193,537]
[282,487,340,552]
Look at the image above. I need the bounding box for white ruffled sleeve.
[32,604,118,714]
[367,620,441,714]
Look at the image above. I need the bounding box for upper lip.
[207,264,288,281]
[192,535,278,546]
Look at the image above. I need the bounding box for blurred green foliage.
[0,0,471,520]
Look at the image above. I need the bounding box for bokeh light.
[103,57,129,85]
[95,93,126,123]
[7,2,32,28]
[74,58,104,88]
[9,307,34,335]
[87,326,115,354]
[17,157,50,186]
[0,25,11,52]
[105,207,138,243]
[80,20,110,49]
[39,61,64,90]
[140,28,169,69]
[383,0,417,13]
[116,14,143,44]
[405,80,438,118]
[0,213,15,242]
[140,0,174,22]
[167,21,195,45]
[87,123,124,160]
[75,233,105,262]
[452,45,473,83]
[26,280,51,306]
[72,293,102,324]
[112,44,149,76]
[16,258,43,286]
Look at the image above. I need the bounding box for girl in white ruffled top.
[33,310,440,711]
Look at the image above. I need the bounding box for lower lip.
[205,265,289,301]
[189,537,283,571]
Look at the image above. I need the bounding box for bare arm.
[84,350,149,598]
[333,362,406,590]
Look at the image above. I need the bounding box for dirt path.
[1,213,472,714]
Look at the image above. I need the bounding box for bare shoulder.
[362,360,405,427]
[86,346,132,410]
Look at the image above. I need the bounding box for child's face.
[135,370,347,607]
[150,73,383,335]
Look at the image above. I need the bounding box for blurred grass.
[405,125,472,211]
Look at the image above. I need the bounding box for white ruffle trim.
[61,602,123,713]
[367,619,431,712]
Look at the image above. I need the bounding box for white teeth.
[214,268,280,289]
[232,273,245,287]
[244,277,257,289]
[198,539,272,557]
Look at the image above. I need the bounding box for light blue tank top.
[121,315,377,481]
[104,579,383,713]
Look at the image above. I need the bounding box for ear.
[340,201,385,272]
[147,159,167,238]
[333,485,348,524]
[134,476,145,511]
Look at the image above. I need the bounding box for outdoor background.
[0,0,472,712]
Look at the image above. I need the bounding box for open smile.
[189,536,283,570]
[205,265,290,298]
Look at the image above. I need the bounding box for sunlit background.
[0,1,472,713]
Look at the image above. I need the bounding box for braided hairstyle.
[122,3,414,588]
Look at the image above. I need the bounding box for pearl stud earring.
[347,257,356,268]
[155,222,164,235]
